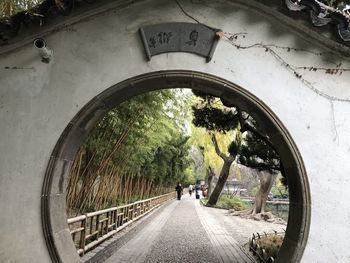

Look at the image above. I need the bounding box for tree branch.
[236,108,278,153]
[210,133,229,162]
[243,162,280,172]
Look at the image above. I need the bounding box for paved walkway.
[105,194,257,263]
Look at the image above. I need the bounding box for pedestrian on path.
[195,185,200,199]
[188,184,193,196]
[175,183,183,200]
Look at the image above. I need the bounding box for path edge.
[80,199,175,263]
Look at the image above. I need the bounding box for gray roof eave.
[1,0,350,56]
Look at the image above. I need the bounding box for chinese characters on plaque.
[139,23,220,62]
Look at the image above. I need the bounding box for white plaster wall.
[0,0,350,262]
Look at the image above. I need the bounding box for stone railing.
[67,192,176,255]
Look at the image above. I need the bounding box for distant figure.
[195,185,200,199]
[202,185,208,197]
[175,183,183,200]
[189,184,193,196]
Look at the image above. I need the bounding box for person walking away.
[188,184,193,196]
[175,183,183,200]
[195,185,200,199]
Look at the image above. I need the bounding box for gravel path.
[105,200,180,263]
[205,207,287,246]
[143,195,218,263]
[104,194,286,263]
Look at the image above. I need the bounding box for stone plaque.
[139,22,220,62]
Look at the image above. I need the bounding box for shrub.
[251,187,258,196]
[257,234,284,259]
[217,195,246,211]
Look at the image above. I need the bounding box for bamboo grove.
[66,90,192,216]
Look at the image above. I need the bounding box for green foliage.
[82,89,190,183]
[322,0,350,8]
[192,105,238,132]
[228,132,242,156]
[239,132,281,175]
[191,92,241,178]
[270,175,289,198]
[183,165,199,185]
[191,91,281,176]
[190,126,236,175]
[141,132,191,186]
[67,89,194,211]
[0,0,42,17]
[216,195,247,211]
[251,186,258,196]
[191,91,283,207]
[191,92,239,133]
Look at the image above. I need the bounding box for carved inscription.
[186,30,198,46]
[149,32,173,48]
[140,22,220,62]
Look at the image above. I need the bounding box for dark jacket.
[175,185,183,192]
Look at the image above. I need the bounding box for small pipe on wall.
[34,38,53,63]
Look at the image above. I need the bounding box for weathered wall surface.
[0,0,350,262]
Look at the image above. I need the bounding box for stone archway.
[42,70,310,263]
[1,0,350,262]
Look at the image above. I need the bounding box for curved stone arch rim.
[42,70,311,263]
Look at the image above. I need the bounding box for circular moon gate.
[42,70,310,263]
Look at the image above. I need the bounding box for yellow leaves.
[0,0,43,17]
[190,126,242,174]
[1,0,15,16]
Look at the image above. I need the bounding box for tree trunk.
[207,159,233,206]
[207,167,215,198]
[251,172,276,214]
[206,133,236,206]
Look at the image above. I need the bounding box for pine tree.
[191,90,285,213]
[239,130,284,214]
